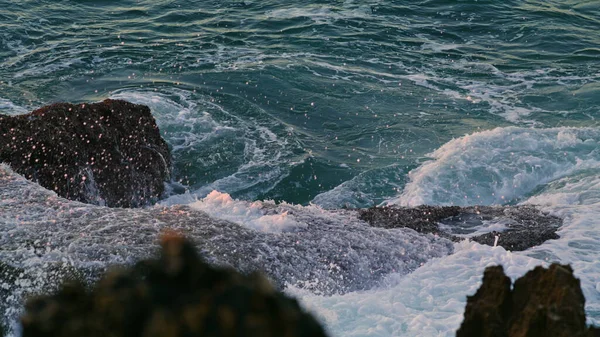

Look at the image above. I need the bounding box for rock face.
[359,205,561,251]
[20,234,328,337]
[0,99,170,207]
[456,264,598,337]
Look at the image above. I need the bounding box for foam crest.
[188,191,303,233]
[0,164,454,308]
[389,127,600,207]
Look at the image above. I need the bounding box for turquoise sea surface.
[2,1,600,336]
[2,0,598,207]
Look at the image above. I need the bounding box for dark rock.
[468,229,559,252]
[20,234,328,337]
[457,263,598,337]
[358,205,461,235]
[360,205,562,251]
[453,206,561,251]
[0,99,171,207]
[456,266,513,337]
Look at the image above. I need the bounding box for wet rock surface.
[20,235,328,337]
[457,263,598,337]
[0,163,453,302]
[359,205,561,251]
[0,99,171,208]
[358,205,461,235]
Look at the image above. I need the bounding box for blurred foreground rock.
[20,234,328,337]
[456,263,600,337]
[0,99,170,207]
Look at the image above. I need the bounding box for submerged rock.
[0,99,170,207]
[457,263,598,337]
[20,234,328,337]
[359,205,561,251]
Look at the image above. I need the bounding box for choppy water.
[2,1,600,336]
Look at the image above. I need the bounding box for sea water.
[1,1,600,336]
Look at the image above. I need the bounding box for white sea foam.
[0,163,454,333]
[402,61,599,123]
[296,126,600,336]
[291,241,545,337]
[522,173,600,320]
[187,190,303,233]
[389,127,600,207]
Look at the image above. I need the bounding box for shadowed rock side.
[20,235,328,337]
[359,205,561,251]
[456,264,600,337]
[0,99,171,207]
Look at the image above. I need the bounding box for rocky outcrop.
[20,234,328,337]
[456,264,599,337]
[359,205,561,251]
[358,205,461,235]
[0,99,170,207]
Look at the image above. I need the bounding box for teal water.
[1,0,599,206]
[4,2,600,335]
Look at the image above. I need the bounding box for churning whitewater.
[2,0,600,336]
[3,125,600,336]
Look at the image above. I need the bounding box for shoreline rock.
[359,205,561,251]
[0,99,171,208]
[457,263,599,337]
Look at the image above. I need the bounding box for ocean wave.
[293,128,600,336]
[388,126,600,207]
[312,164,407,209]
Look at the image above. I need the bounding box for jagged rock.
[20,234,328,337]
[0,99,170,207]
[456,266,512,337]
[359,205,561,251]
[457,263,598,337]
